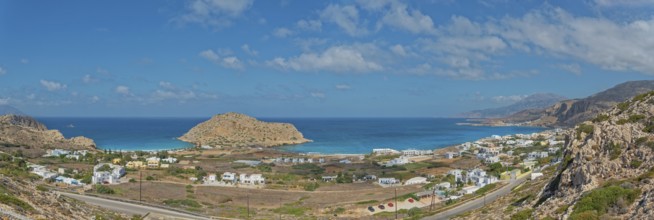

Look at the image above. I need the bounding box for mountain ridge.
[460,93,567,118]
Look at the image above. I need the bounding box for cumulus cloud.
[593,0,654,7]
[241,44,258,56]
[492,95,528,103]
[272,27,294,38]
[266,45,383,73]
[390,44,408,56]
[91,96,100,103]
[199,49,243,69]
[378,2,437,34]
[175,0,254,29]
[115,85,131,95]
[82,74,99,84]
[40,80,67,91]
[557,63,582,75]
[335,84,351,90]
[297,19,322,31]
[0,66,5,75]
[310,92,326,98]
[20,59,29,64]
[489,8,654,74]
[320,4,367,36]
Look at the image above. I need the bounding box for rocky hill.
[529,91,654,219]
[495,80,654,127]
[0,115,96,157]
[179,112,311,148]
[460,93,567,118]
[0,105,23,116]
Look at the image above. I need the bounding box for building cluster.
[202,172,266,186]
[92,163,125,184]
[29,163,85,186]
[43,149,89,160]
[273,157,325,164]
[124,156,177,169]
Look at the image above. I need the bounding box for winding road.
[58,192,210,220]
[423,175,529,220]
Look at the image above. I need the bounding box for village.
[24,129,566,218]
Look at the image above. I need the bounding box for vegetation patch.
[631,160,643,169]
[475,183,497,195]
[95,185,115,194]
[576,124,594,140]
[272,202,308,217]
[607,142,622,160]
[592,114,610,123]
[355,200,378,205]
[569,185,640,220]
[617,114,646,125]
[0,193,34,212]
[303,182,320,191]
[163,199,202,209]
[510,208,533,220]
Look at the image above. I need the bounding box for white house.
[405,177,428,185]
[448,169,464,182]
[548,147,560,155]
[29,164,58,180]
[444,152,459,159]
[239,174,265,185]
[461,186,480,194]
[378,178,399,185]
[437,182,451,189]
[162,157,177,164]
[65,154,80,160]
[91,163,125,184]
[401,149,433,156]
[318,158,325,163]
[222,172,236,182]
[484,156,500,164]
[385,156,410,167]
[531,172,543,180]
[372,148,400,155]
[322,175,337,182]
[205,174,217,183]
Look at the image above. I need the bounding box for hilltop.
[179,112,311,148]
[0,114,96,157]
[460,93,567,118]
[0,105,23,115]
[494,80,654,127]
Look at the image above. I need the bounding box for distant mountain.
[496,80,654,127]
[0,105,23,115]
[460,93,567,118]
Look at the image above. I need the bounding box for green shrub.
[129,178,136,183]
[163,199,202,208]
[631,160,643,168]
[608,142,622,160]
[95,185,115,194]
[146,176,154,181]
[576,124,594,140]
[635,137,649,146]
[617,102,630,112]
[569,185,640,220]
[36,184,49,192]
[0,194,34,212]
[632,91,654,102]
[511,208,533,220]
[617,114,646,125]
[475,183,497,195]
[303,182,320,191]
[356,200,378,205]
[592,114,610,123]
[407,207,422,217]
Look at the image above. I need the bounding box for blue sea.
[38,117,545,154]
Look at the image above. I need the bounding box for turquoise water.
[38,117,545,154]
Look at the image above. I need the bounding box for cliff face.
[180,112,311,148]
[533,92,654,219]
[0,115,96,157]
[498,80,654,127]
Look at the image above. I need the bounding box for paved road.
[59,192,210,220]
[423,176,529,220]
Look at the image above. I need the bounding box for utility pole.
[395,187,398,219]
[279,197,282,220]
[430,189,436,211]
[247,189,250,219]
[139,171,142,202]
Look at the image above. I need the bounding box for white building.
[378,178,399,185]
[372,148,400,155]
[461,186,480,194]
[29,164,58,180]
[448,169,464,182]
[91,163,125,184]
[484,156,500,164]
[322,175,337,182]
[444,152,459,159]
[401,149,434,156]
[222,172,236,182]
[437,182,451,189]
[239,174,265,185]
[385,156,410,167]
[531,172,543,180]
[405,177,428,185]
[162,157,177,163]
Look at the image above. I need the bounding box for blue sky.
[1,0,653,117]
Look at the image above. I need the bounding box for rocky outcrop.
[0,114,96,157]
[180,112,311,148]
[496,80,654,127]
[533,91,654,219]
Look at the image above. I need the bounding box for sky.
[1,0,654,117]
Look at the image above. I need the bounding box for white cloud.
[241,44,259,56]
[152,90,197,102]
[82,74,99,83]
[0,98,9,105]
[378,3,437,34]
[159,81,176,90]
[310,92,326,98]
[593,0,654,7]
[0,66,6,75]
[557,63,582,75]
[26,94,35,100]
[199,49,243,69]
[91,96,100,103]
[20,59,29,64]
[273,27,294,38]
[492,95,527,103]
[320,4,367,36]
[335,84,351,90]
[40,80,67,91]
[297,19,322,31]
[267,45,383,73]
[489,8,654,74]
[390,44,407,56]
[115,85,131,95]
[175,0,254,29]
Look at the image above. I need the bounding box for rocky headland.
[0,115,96,157]
[179,112,311,148]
